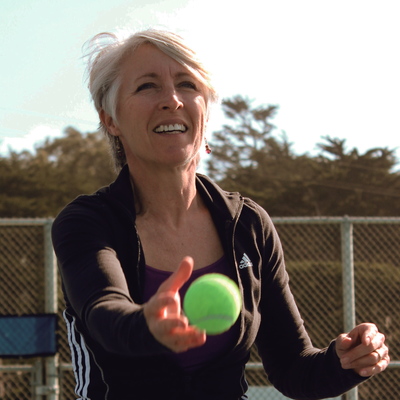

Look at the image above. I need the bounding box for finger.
[357,354,390,377]
[145,291,180,319]
[337,324,380,356]
[339,334,386,367]
[152,319,206,352]
[149,291,175,312]
[147,257,194,319]
[337,326,363,355]
[336,333,353,353]
[354,332,386,360]
[147,312,188,340]
[165,327,207,353]
[370,332,386,351]
[341,341,389,371]
[360,323,379,346]
[158,256,194,294]
[158,316,189,333]
[373,343,389,363]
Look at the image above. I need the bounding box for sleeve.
[52,199,170,357]
[254,208,367,399]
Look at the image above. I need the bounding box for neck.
[130,162,200,226]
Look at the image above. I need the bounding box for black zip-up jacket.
[52,165,365,399]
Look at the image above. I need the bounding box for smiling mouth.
[154,123,187,134]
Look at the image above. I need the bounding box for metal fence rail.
[0,217,399,400]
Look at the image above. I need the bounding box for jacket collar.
[97,164,136,215]
[100,164,243,222]
[195,173,243,222]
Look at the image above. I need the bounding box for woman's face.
[103,44,208,172]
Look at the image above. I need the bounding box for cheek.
[118,94,150,122]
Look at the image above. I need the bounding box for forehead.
[119,43,193,80]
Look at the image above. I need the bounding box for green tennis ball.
[183,273,242,335]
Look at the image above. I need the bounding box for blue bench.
[0,314,57,357]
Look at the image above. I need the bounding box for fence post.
[341,217,358,400]
[44,220,59,400]
[33,359,44,400]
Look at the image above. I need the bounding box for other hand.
[336,323,390,377]
[143,256,206,353]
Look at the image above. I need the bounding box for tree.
[1,99,399,218]
[207,96,400,216]
[0,127,116,218]
[207,95,297,213]
[208,95,282,179]
[307,137,400,215]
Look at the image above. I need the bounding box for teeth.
[155,124,186,133]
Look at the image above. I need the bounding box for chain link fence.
[0,217,399,400]
[0,220,58,400]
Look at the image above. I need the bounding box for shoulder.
[53,193,108,228]
[236,197,282,259]
[51,193,112,252]
[196,174,277,238]
[196,173,243,219]
[241,197,275,234]
[52,165,134,238]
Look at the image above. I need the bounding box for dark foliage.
[0,127,116,218]
[207,95,400,216]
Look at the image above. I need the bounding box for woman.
[52,29,389,400]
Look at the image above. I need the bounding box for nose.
[159,87,183,111]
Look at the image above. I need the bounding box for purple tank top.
[143,256,241,372]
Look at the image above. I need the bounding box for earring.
[205,138,212,154]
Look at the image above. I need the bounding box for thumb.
[158,256,194,294]
[336,333,354,356]
[156,257,193,317]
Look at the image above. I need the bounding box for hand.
[336,323,390,377]
[143,256,206,353]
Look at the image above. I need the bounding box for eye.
[179,81,198,90]
[135,82,157,92]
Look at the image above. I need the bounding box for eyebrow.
[136,73,158,81]
[135,71,194,82]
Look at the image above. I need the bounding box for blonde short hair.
[84,29,218,170]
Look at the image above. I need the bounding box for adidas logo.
[239,253,253,269]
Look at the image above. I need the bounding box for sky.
[1,0,399,169]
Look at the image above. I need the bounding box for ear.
[100,109,120,136]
